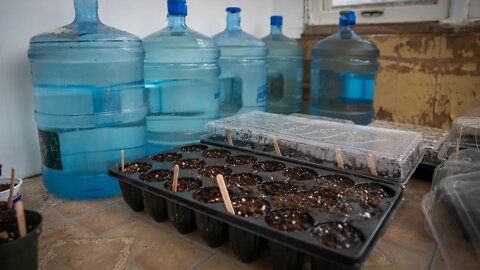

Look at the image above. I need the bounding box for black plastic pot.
[0,210,42,270]
[119,181,143,212]
[195,213,228,248]
[268,241,305,270]
[142,191,168,222]
[229,226,261,263]
[166,200,196,234]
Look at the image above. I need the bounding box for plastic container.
[431,149,480,190]
[290,113,355,124]
[262,16,304,114]
[0,178,23,205]
[109,143,404,269]
[443,116,480,158]
[28,0,147,199]
[213,7,268,118]
[204,112,424,186]
[423,171,480,270]
[143,0,220,151]
[309,11,379,125]
[0,210,43,270]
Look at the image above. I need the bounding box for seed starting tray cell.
[204,111,425,187]
[109,143,404,270]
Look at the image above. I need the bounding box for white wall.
[0,0,303,178]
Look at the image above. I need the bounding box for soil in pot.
[258,182,297,196]
[176,159,205,169]
[139,170,173,182]
[0,214,37,244]
[352,183,394,200]
[226,173,261,197]
[121,163,152,174]
[180,144,208,152]
[310,222,362,249]
[231,197,270,217]
[194,187,224,203]
[265,209,313,232]
[253,160,286,172]
[283,167,318,181]
[226,155,257,166]
[202,149,231,159]
[198,166,232,178]
[0,184,15,192]
[151,152,182,162]
[165,178,202,192]
[0,202,8,211]
[316,175,355,189]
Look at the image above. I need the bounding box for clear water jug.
[262,16,304,114]
[143,0,220,152]
[213,7,268,118]
[309,11,379,125]
[28,0,147,199]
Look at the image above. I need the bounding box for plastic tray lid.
[445,116,480,156]
[432,149,480,190]
[429,171,480,270]
[205,112,424,180]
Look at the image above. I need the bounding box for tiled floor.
[21,175,445,270]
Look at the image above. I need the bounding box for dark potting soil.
[310,223,362,249]
[198,166,232,178]
[176,159,206,169]
[202,149,231,159]
[231,197,270,217]
[165,178,202,192]
[122,163,152,174]
[139,170,173,182]
[253,160,286,172]
[193,187,224,203]
[283,167,318,181]
[0,184,13,192]
[151,152,182,162]
[316,175,355,189]
[265,209,313,232]
[0,215,36,244]
[258,182,297,196]
[226,173,262,186]
[0,201,9,211]
[226,155,257,166]
[180,144,208,153]
[352,183,394,199]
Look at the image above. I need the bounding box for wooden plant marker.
[365,152,378,177]
[7,168,16,209]
[272,137,282,156]
[216,174,235,215]
[455,126,463,160]
[173,164,179,192]
[226,129,233,146]
[335,148,345,170]
[15,201,27,237]
[120,150,125,173]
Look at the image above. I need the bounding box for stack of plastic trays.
[443,116,480,158]
[369,120,448,167]
[204,112,424,187]
[422,171,480,270]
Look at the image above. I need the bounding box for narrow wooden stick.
[7,168,16,209]
[226,129,233,146]
[173,164,179,192]
[216,174,235,215]
[272,137,282,156]
[366,152,378,176]
[15,201,27,238]
[120,150,125,173]
[455,126,463,160]
[335,148,345,170]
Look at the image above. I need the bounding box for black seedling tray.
[201,135,417,188]
[109,143,404,270]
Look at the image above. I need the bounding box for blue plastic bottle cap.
[270,15,283,26]
[168,0,187,16]
[226,7,241,13]
[339,10,355,26]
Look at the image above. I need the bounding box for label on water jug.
[38,129,63,170]
[256,85,267,103]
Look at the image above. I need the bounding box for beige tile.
[392,196,427,231]
[217,245,271,269]
[38,223,90,261]
[382,223,434,254]
[180,230,226,254]
[104,220,171,252]
[196,256,245,270]
[41,208,66,230]
[76,206,133,235]
[55,199,108,218]
[135,237,210,270]
[374,241,432,270]
[39,237,133,270]
[364,248,392,267]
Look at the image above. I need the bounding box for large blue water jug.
[143,0,220,152]
[213,7,268,118]
[28,0,147,199]
[262,16,304,114]
[309,11,379,125]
